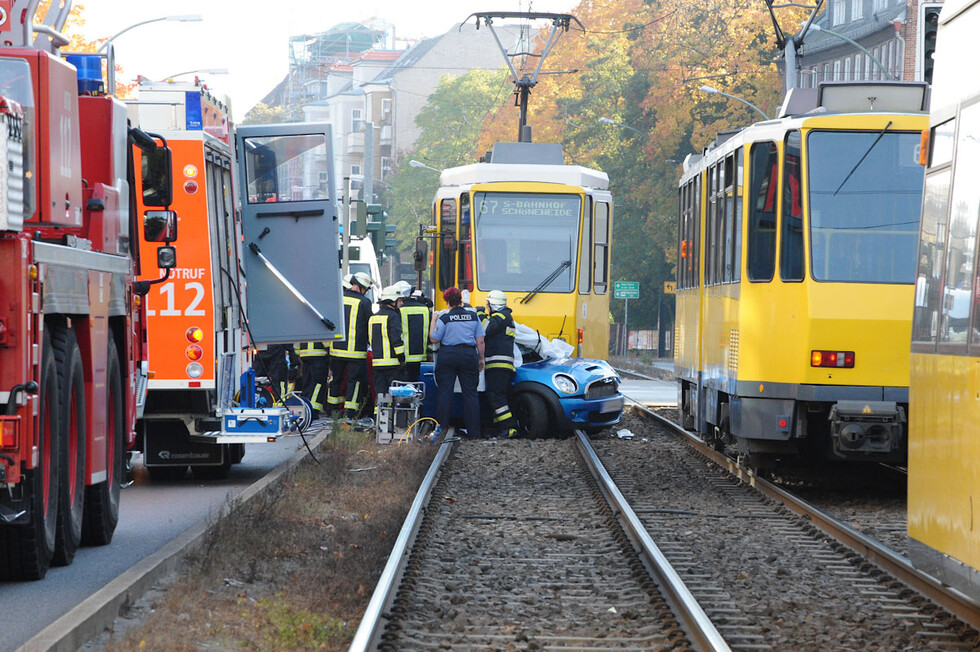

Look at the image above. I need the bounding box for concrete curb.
[19,429,329,652]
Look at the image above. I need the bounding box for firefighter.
[369,285,406,398]
[430,286,485,438]
[294,341,329,419]
[253,343,293,402]
[397,282,431,382]
[481,290,518,437]
[327,271,373,420]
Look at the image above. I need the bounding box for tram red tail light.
[577,328,584,344]
[810,350,854,368]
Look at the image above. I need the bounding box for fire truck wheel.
[192,448,233,480]
[82,336,124,546]
[51,323,86,566]
[0,330,61,580]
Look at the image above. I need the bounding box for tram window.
[458,194,473,291]
[913,171,950,346]
[706,166,718,285]
[724,154,735,283]
[748,142,778,281]
[594,202,610,293]
[438,199,456,291]
[781,131,804,282]
[693,175,701,287]
[943,102,980,347]
[733,148,743,282]
[579,198,592,294]
[930,119,956,168]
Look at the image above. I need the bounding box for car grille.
[585,378,618,400]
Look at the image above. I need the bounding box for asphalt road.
[0,433,314,650]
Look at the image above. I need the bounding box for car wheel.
[512,392,550,438]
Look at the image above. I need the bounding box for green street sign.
[614,280,639,299]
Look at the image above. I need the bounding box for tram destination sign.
[614,281,640,299]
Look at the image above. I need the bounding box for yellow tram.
[675,81,928,466]
[426,142,613,359]
[907,0,980,603]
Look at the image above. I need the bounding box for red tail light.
[185,345,204,361]
[1,417,18,448]
[185,327,204,343]
[811,350,854,368]
[577,328,584,344]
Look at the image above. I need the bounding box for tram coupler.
[829,400,905,458]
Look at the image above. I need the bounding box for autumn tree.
[241,102,288,125]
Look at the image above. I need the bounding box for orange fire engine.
[128,78,252,479]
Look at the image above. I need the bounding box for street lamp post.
[409,160,439,173]
[699,85,770,121]
[808,23,894,81]
[598,116,645,135]
[98,15,203,92]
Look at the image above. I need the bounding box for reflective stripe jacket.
[399,298,431,363]
[295,341,329,357]
[332,288,371,359]
[481,306,516,370]
[369,305,405,367]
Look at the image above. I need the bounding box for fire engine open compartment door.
[235,123,344,345]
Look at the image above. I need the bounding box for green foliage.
[242,102,288,126]
[383,68,510,254]
[251,597,351,647]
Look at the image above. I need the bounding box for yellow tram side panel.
[908,355,980,575]
[135,136,216,389]
[434,180,611,359]
[699,284,738,386]
[733,280,913,388]
[674,287,701,382]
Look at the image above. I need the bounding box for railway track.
[619,402,980,645]
[350,432,727,650]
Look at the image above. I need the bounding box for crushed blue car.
[419,354,624,437]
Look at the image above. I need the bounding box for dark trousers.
[328,357,368,418]
[298,355,329,415]
[373,366,399,397]
[254,345,289,401]
[398,361,421,383]
[485,368,516,431]
[435,345,480,437]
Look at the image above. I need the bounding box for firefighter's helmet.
[393,280,412,298]
[487,290,507,308]
[351,272,374,290]
[342,273,353,290]
[380,285,401,303]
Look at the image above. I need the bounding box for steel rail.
[349,436,454,651]
[574,430,730,652]
[629,401,980,631]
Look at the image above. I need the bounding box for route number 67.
[146,281,206,316]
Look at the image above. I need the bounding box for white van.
[348,235,382,311]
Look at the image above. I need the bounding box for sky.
[76,0,577,116]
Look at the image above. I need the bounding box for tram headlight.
[553,374,578,395]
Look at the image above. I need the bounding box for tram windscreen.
[807,130,924,283]
[473,192,581,292]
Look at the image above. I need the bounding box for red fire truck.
[0,2,174,579]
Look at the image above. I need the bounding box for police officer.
[294,340,329,419]
[397,282,431,382]
[369,285,406,397]
[481,290,518,437]
[327,271,373,420]
[430,286,484,438]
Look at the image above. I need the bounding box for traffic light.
[922,4,941,85]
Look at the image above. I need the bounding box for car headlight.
[552,373,578,394]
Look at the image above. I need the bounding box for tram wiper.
[833,120,893,196]
[519,259,571,304]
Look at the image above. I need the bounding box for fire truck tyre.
[82,336,124,546]
[191,451,233,480]
[0,330,61,580]
[512,392,550,439]
[51,324,86,566]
